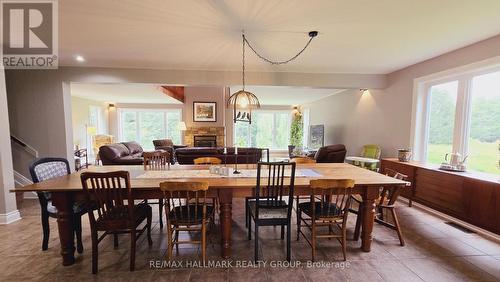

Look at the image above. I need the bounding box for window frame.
[411,58,500,170]
[117,108,183,147]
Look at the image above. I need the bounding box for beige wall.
[7,70,70,178]
[0,67,19,223]
[305,35,500,158]
[184,86,225,128]
[71,96,109,149]
[304,89,360,155]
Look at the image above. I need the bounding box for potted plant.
[289,107,303,156]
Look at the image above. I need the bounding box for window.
[426,81,458,164]
[88,105,106,156]
[468,72,500,174]
[234,110,291,150]
[415,67,500,175]
[118,109,182,150]
[88,106,100,132]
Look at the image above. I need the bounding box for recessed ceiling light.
[75,55,85,62]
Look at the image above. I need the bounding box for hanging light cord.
[242,31,318,65]
[242,33,246,90]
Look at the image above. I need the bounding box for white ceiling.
[59,0,500,74]
[70,83,182,104]
[230,86,344,105]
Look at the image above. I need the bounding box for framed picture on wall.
[309,124,324,150]
[193,102,217,122]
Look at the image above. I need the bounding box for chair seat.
[248,201,289,219]
[168,204,214,225]
[46,200,86,215]
[95,203,151,231]
[247,198,287,206]
[298,202,343,219]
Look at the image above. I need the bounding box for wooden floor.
[1,198,500,282]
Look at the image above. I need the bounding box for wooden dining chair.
[193,157,222,165]
[247,162,296,262]
[80,171,153,274]
[29,157,85,253]
[143,151,170,170]
[143,151,171,229]
[297,179,355,261]
[160,181,213,263]
[193,157,221,219]
[291,157,316,231]
[350,168,407,246]
[291,157,316,164]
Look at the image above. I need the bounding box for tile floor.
[1,198,499,281]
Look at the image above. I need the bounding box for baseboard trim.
[0,210,22,224]
[398,197,500,243]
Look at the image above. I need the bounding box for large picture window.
[234,110,291,150]
[118,109,182,150]
[416,68,500,175]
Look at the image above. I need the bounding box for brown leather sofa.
[314,144,347,163]
[99,141,144,165]
[175,147,264,165]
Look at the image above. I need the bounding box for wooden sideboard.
[381,158,500,235]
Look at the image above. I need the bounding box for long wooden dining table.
[12,163,408,266]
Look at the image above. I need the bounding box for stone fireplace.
[194,135,217,147]
[184,127,225,147]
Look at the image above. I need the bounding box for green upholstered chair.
[354,144,381,171]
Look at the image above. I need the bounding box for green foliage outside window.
[290,114,303,148]
[427,87,499,174]
[233,111,291,149]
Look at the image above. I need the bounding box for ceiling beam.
[159,86,185,103]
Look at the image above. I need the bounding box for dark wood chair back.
[159,181,209,225]
[80,171,133,225]
[254,162,296,216]
[309,179,355,219]
[143,151,170,170]
[380,168,408,207]
[259,148,270,162]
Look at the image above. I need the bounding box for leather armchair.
[314,144,347,163]
[152,139,175,164]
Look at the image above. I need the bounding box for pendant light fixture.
[227,31,319,124]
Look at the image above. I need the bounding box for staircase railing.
[10,135,39,158]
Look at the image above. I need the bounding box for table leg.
[361,186,378,252]
[218,189,233,258]
[51,192,76,266]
